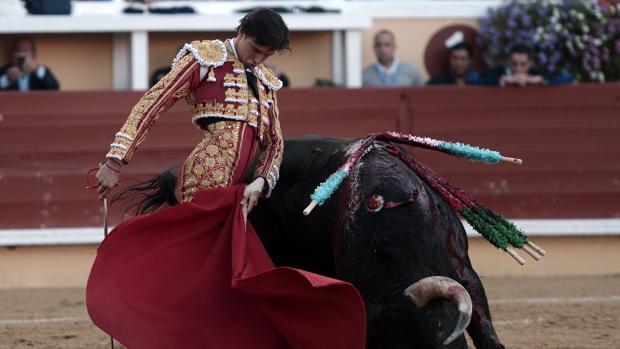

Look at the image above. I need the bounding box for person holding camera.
[0,36,59,91]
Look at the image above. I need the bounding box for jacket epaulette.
[171,39,228,69]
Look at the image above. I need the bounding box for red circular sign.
[424,24,487,78]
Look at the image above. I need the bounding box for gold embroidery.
[207,68,216,82]
[189,62,260,127]
[189,100,251,121]
[225,88,248,101]
[173,82,191,98]
[199,39,260,127]
[106,54,197,162]
[261,91,271,126]
[224,73,246,86]
[255,81,269,141]
[255,64,283,91]
[232,61,245,70]
[191,40,227,66]
[181,121,242,201]
[206,144,219,155]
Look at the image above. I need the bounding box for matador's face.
[235,33,275,68]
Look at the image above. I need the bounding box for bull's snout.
[404,276,473,345]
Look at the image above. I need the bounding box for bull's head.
[333,143,472,348]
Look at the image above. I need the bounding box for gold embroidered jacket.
[105,39,284,195]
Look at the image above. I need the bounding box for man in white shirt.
[362,29,422,87]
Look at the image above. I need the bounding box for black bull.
[120,137,505,348]
[248,138,504,349]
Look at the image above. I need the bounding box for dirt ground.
[0,275,618,349]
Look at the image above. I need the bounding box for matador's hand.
[96,159,121,200]
[241,177,265,223]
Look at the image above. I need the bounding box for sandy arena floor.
[1,275,618,348]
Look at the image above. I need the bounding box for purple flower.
[509,6,522,18]
[525,38,536,48]
[613,18,620,31]
[516,29,529,39]
[508,18,517,29]
[537,6,548,18]
[480,18,490,28]
[538,51,549,65]
[588,38,598,50]
[602,47,611,61]
[595,24,604,37]
[479,0,619,81]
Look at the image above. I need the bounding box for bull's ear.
[365,195,385,214]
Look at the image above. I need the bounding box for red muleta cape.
[86,184,366,348]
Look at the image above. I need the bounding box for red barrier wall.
[0,85,619,228]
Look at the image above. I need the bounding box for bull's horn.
[404,276,473,346]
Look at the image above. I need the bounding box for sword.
[86,167,115,349]
[102,197,114,349]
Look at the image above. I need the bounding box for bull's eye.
[366,195,385,214]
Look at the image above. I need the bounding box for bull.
[248,137,504,349]
[116,136,506,348]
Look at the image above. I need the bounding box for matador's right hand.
[96,159,121,200]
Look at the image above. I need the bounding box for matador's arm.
[106,54,201,163]
[253,89,284,197]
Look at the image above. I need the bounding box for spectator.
[427,42,475,85]
[469,44,573,86]
[0,36,59,91]
[363,29,422,87]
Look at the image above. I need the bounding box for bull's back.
[278,137,350,184]
[250,137,351,275]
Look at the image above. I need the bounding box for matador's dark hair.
[236,8,290,52]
